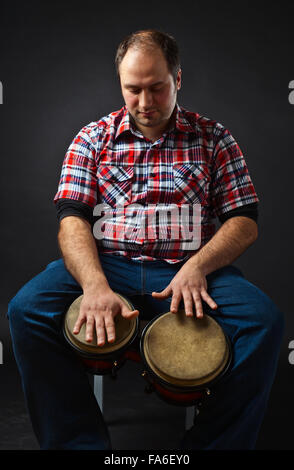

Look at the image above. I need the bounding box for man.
[8,29,284,450]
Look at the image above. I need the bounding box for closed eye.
[151,86,163,92]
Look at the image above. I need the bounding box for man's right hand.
[73,288,139,346]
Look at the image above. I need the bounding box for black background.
[0,0,293,450]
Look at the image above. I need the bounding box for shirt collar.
[114,104,197,141]
[174,104,198,134]
[114,107,134,140]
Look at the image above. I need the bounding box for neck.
[131,108,177,143]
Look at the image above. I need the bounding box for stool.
[89,374,196,430]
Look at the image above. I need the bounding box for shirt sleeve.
[211,127,259,218]
[218,202,258,224]
[53,126,98,208]
[55,198,94,224]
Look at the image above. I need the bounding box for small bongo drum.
[140,310,232,406]
[63,293,139,377]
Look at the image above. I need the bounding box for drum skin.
[140,310,232,406]
[63,293,139,375]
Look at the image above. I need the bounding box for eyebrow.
[124,81,165,90]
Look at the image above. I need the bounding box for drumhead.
[141,311,230,388]
[63,293,137,355]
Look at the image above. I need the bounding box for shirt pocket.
[97,165,134,207]
[172,163,210,205]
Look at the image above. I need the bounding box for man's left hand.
[151,262,217,318]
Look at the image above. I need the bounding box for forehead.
[119,46,171,85]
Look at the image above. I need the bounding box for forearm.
[187,216,258,276]
[58,216,110,292]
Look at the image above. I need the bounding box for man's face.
[119,46,181,137]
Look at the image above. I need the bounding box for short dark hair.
[115,29,181,83]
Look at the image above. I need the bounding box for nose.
[139,89,153,110]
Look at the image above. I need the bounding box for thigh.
[206,265,283,338]
[8,255,145,328]
[204,265,284,379]
[7,259,82,329]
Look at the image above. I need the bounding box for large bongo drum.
[140,310,232,406]
[63,293,139,377]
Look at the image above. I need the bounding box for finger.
[201,289,218,310]
[192,292,204,319]
[151,285,172,299]
[182,291,194,317]
[85,315,95,343]
[170,293,181,314]
[104,316,116,344]
[95,317,106,346]
[73,313,86,334]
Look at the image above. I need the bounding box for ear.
[176,68,182,91]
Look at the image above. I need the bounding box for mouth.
[139,111,156,117]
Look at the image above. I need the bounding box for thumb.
[120,304,140,319]
[152,285,172,299]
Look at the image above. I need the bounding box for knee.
[8,290,25,330]
[253,289,285,342]
[231,277,285,346]
[7,285,34,332]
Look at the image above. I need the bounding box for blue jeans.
[7,254,284,450]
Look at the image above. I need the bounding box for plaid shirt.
[54,104,259,263]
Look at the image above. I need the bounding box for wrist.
[186,255,210,276]
[81,275,111,294]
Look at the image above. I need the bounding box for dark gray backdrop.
[0,0,293,450]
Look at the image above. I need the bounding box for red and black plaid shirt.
[54,104,259,263]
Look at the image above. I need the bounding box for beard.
[134,111,162,128]
[127,99,177,134]
[130,107,175,130]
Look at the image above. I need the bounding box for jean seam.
[141,262,145,295]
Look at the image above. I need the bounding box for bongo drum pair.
[63,293,232,406]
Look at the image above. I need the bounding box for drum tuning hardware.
[205,388,211,396]
[111,361,119,379]
[141,371,154,394]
